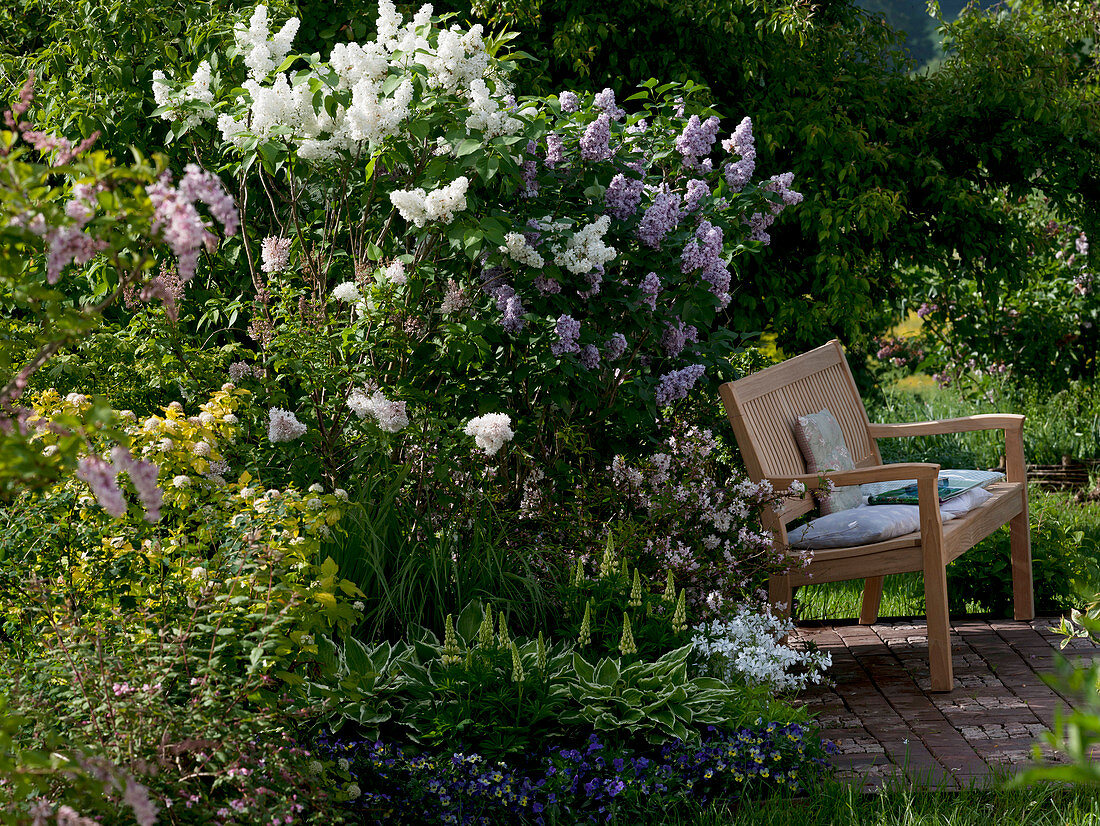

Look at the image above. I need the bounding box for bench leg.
[1010,506,1034,621]
[769,574,792,619]
[859,576,884,625]
[924,562,953,692]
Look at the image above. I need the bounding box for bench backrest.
[719,340,882,521]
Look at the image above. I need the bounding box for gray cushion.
[792,408,863,514]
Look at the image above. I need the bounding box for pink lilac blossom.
[551,314,581,356]
[593,87,625,120]
[638,272,661,310]
[675,114,720,166]
[558,91,580,113]
[76,455,127,518]
[604,172,645,220]
[45,226,107,284]
[440,278,470,313]
[580,113,613,161]
[655,363,706,406]
[178,164,239,235]
[605,332,628,360]
[260,236,292,273]
[111,446,162,522]
[637,185,682,249]
[579,344,601,370]
[267,407,307,442]
[147,169,232,283]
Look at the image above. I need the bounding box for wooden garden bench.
[718,340,1033,691]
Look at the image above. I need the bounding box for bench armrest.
[766,462,940,491]
[866,414,1026,484]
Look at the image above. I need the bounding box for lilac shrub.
[148,3,805,493]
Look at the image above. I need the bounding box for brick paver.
[792,617,1100,789]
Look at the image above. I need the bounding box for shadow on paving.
[792,617,1100,789]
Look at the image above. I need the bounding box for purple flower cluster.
[578,266,603,299]
[522,141,540,197]
[551,314,582,356]
[605,332,628,361]
[480,267,526,333]
[545,133,565,167]
[579,344,601,371]
[638,272,661,311]
[593,88,625,120]
[637,186,682,249]
[681,220,732,307]
[604,173,645,221]
[580,113,613,162]
[655,364,706,406]
[747,172,803,245]
[675,115,720,167]
[662,318,699,359]
[684,179,710,214]
[559,91,581,113]
[722,117,756,192]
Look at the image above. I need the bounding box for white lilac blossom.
[579,113,613,162]
[638,272,661,311]
[692,604,831,692]
[267,407,307,442]
[637,185,681,249]
[465,78,521,138]
[332,281,361,303]
[552,215,616,274]
[260,236,292,272]
[1077,232,1090,257]
[502,232,545,268]
[235,5,299,82]
[464,412,514,455]
[655,364,706,406]
[604,172,645,221]
[440,278,469,313]
[390,177,469,227]
[551,314,581,356]
[367,391,408,432]
[558,91,580,113]
[382,259,408,285]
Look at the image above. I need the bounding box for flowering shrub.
[692,603,831,693]
[146,2,803,494]
[608,422,806,606]
[320,725,831,825]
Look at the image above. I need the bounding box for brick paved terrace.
[792,617,1100,789]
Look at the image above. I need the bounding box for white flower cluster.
[692,604,831,692]
[347,387,409,433]
[552,215,617,274]
[235,5,299,82]
[425,25,489,94]
[382,260,408,285]
[502,232,544,268]
[390,177,469,227]
[465,78,521,138]
[464,412,513,456]
[332,281,362,303]
[267,407,307,443]
[151,60,216,127]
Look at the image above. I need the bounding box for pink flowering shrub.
[607,423,807,607]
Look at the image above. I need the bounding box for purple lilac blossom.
[76,455,127,518]
[722,117,756,192]
[579,265,603,298]
[684,179,709,213]
[605,332,628,360]
[580,113,613,161]
[637,186,682,249]
[639,272,661,310]
[655,364,706,406]
[579,344,601,370]
[545,133,564,167]
[662,318,698,359]
[604,173,645,220]
[534,275,561,295]
[497,289,526,333]
[521,141,539,197]
[593,88,625,120]
[675,115,720,166]
[559,91,580,113]
[551,314,581,356]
